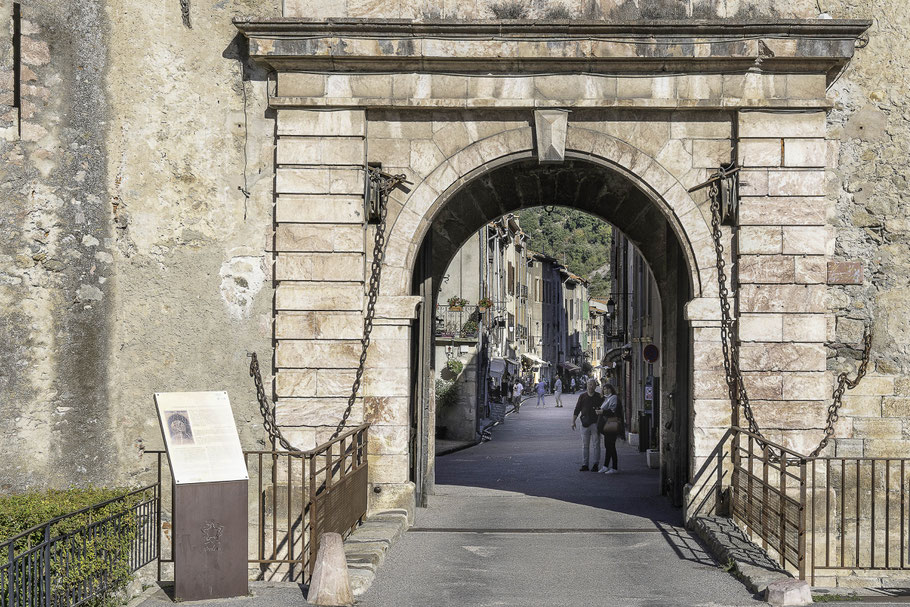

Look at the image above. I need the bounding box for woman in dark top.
[598,383,623,474]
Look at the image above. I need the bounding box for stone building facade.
[2,3,909,583]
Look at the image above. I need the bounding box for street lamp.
[606,297,615,316]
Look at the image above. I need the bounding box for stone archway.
[382,125,717,504]
[236,17,870,518]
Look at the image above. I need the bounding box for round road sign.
[643,344,660,363]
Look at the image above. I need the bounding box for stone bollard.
[765,579,812,606]
[307,533,354,607]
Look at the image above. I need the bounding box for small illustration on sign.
[165,410,195,445]
[201,520,224,552]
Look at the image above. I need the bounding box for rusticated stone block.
[738,111,826,139]
[782,225,831,255]
[277,340,362,368]
[275,369,317,398]
[852,417,902,439]
[827,260,863,285]
[364,396,409,426]
[275,398,364,427]
[367,454,408,484]
[781,372,831,401]
[277,137,365,166]
[783,138,826,168]
[276,195,363,224]
[276,311,362,340]
[277,109,365,137]
[768,169,825,197]
[275,284,363,311]
[738,284,825,314]
[738,256,795,284]
[794,257,826,284]
[276,167,363,195]
[738,226,781,255]
[739,314,783,342]
[782,314,827,342]
[275,252,363,282]
[882,396,910,417]
[739,343,826,372]
[738,196,827,226]
[738,138,781,167]
[276,225,363,253]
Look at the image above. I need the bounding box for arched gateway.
[235,18,870,519]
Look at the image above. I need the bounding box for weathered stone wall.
[285,0,819,20]
[0,0,279,491]
[823,0,910,462]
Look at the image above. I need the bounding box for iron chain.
[249,168,405,450]
[180,0,191,28]
[706,173,873,459]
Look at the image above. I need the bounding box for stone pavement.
[359,394,760,606]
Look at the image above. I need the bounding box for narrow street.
[359,394,760,607]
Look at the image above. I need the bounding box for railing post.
[799,458,807,582]
[9,540,16,607]
[779,452,787,571]
[308,454,317,579]
[43,524,51,607]
[731,430,740,521]
[156,452,162,582]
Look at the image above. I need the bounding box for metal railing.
[435,305,482,339]
[148,422,369,584]
[1,486,159,607]
[728,427,910,585]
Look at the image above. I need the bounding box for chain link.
[180,0,191,28]
[706,172,873,459]
[248,168,405,450]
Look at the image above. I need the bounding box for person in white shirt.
[554,377,563,407]
[513,381,524,413]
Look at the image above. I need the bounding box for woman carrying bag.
[597,384,623,474]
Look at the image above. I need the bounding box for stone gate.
[235,17,871,516]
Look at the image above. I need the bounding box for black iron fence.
[435,305,483,339]
[0,486,158,607]
[728,427,910,585]
[148,422,370,584]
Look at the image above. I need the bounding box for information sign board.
[155,391,248,485]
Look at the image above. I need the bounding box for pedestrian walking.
[570,377,576,393]
[571,379,604,471]
[597,383,623,474]
[513,380,524,413]
[535,379,547,407]
[554,377,563,407]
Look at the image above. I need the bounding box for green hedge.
[1,487,147,607]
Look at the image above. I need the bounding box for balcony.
[435,305,483,340]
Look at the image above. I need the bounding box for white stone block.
[277,109,365,137]
[738,138,782,167]
[783,138,826,168]
[739,111,825,138]
[276,196,364,224]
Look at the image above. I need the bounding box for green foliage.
[517,207,613,297]
[1,487,148,607]
[446,359,464,375]
[581,361,593,375]
[447,296,468,308]
[812,593,857,603]
[461,320,478,336]
[477,296,493,309]
[435,378,459,411]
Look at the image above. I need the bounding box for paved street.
[359,394,761,607]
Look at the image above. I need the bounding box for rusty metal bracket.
[688,164,740,226]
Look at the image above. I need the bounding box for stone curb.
[342,509,410,596]
[690,516,793,596]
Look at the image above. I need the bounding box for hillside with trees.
[517,207,613,297]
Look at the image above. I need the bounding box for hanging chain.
[248,168,406,450]
[331,168,405,440]
[180,0,191,28]
[705,170,873,459]
[249,352,300,454]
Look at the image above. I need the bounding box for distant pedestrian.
[513,380,524,413]
[535,379,547,407]
[571,379,604,471]
[570,377,576,393]
[598,384,623,475]
[554,377,563,408]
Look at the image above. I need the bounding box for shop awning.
[558,362,580,372]
[489,358,506,379]
[521,352,549,366]
[603,344,631,364]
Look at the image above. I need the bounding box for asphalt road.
[359,394,763,606]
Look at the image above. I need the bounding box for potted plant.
[447,296,468,311]
[477,296,493,312]
[461,319,478,337]
[444,358,464,377]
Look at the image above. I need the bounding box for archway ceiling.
[427,158,674,295]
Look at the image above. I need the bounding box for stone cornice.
[235,18,871,81]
